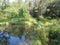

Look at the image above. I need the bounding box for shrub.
[49,24,60,45]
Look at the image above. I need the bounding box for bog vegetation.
[0,0,60,45]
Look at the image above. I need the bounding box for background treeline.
[0,0,60,45]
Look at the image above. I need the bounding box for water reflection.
[8,35,33,45]
[8,36,20,45]
[8,35,26,45]
[0,32,33,45]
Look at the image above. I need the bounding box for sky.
[9,0,17,2]
[9,0,26,2]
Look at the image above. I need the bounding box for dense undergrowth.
[0,0,60,45]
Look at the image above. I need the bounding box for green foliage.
[49,24,60,45]
[44,0,60,19]
[0,0,60,45]
[34,40,42,45]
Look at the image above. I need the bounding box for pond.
[0,31,33,45]
[5,35,33,45]
[8,35,26,45]
[0,31,26,45]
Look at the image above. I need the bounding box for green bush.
[44,0,60,19]
[49,24,60,45]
